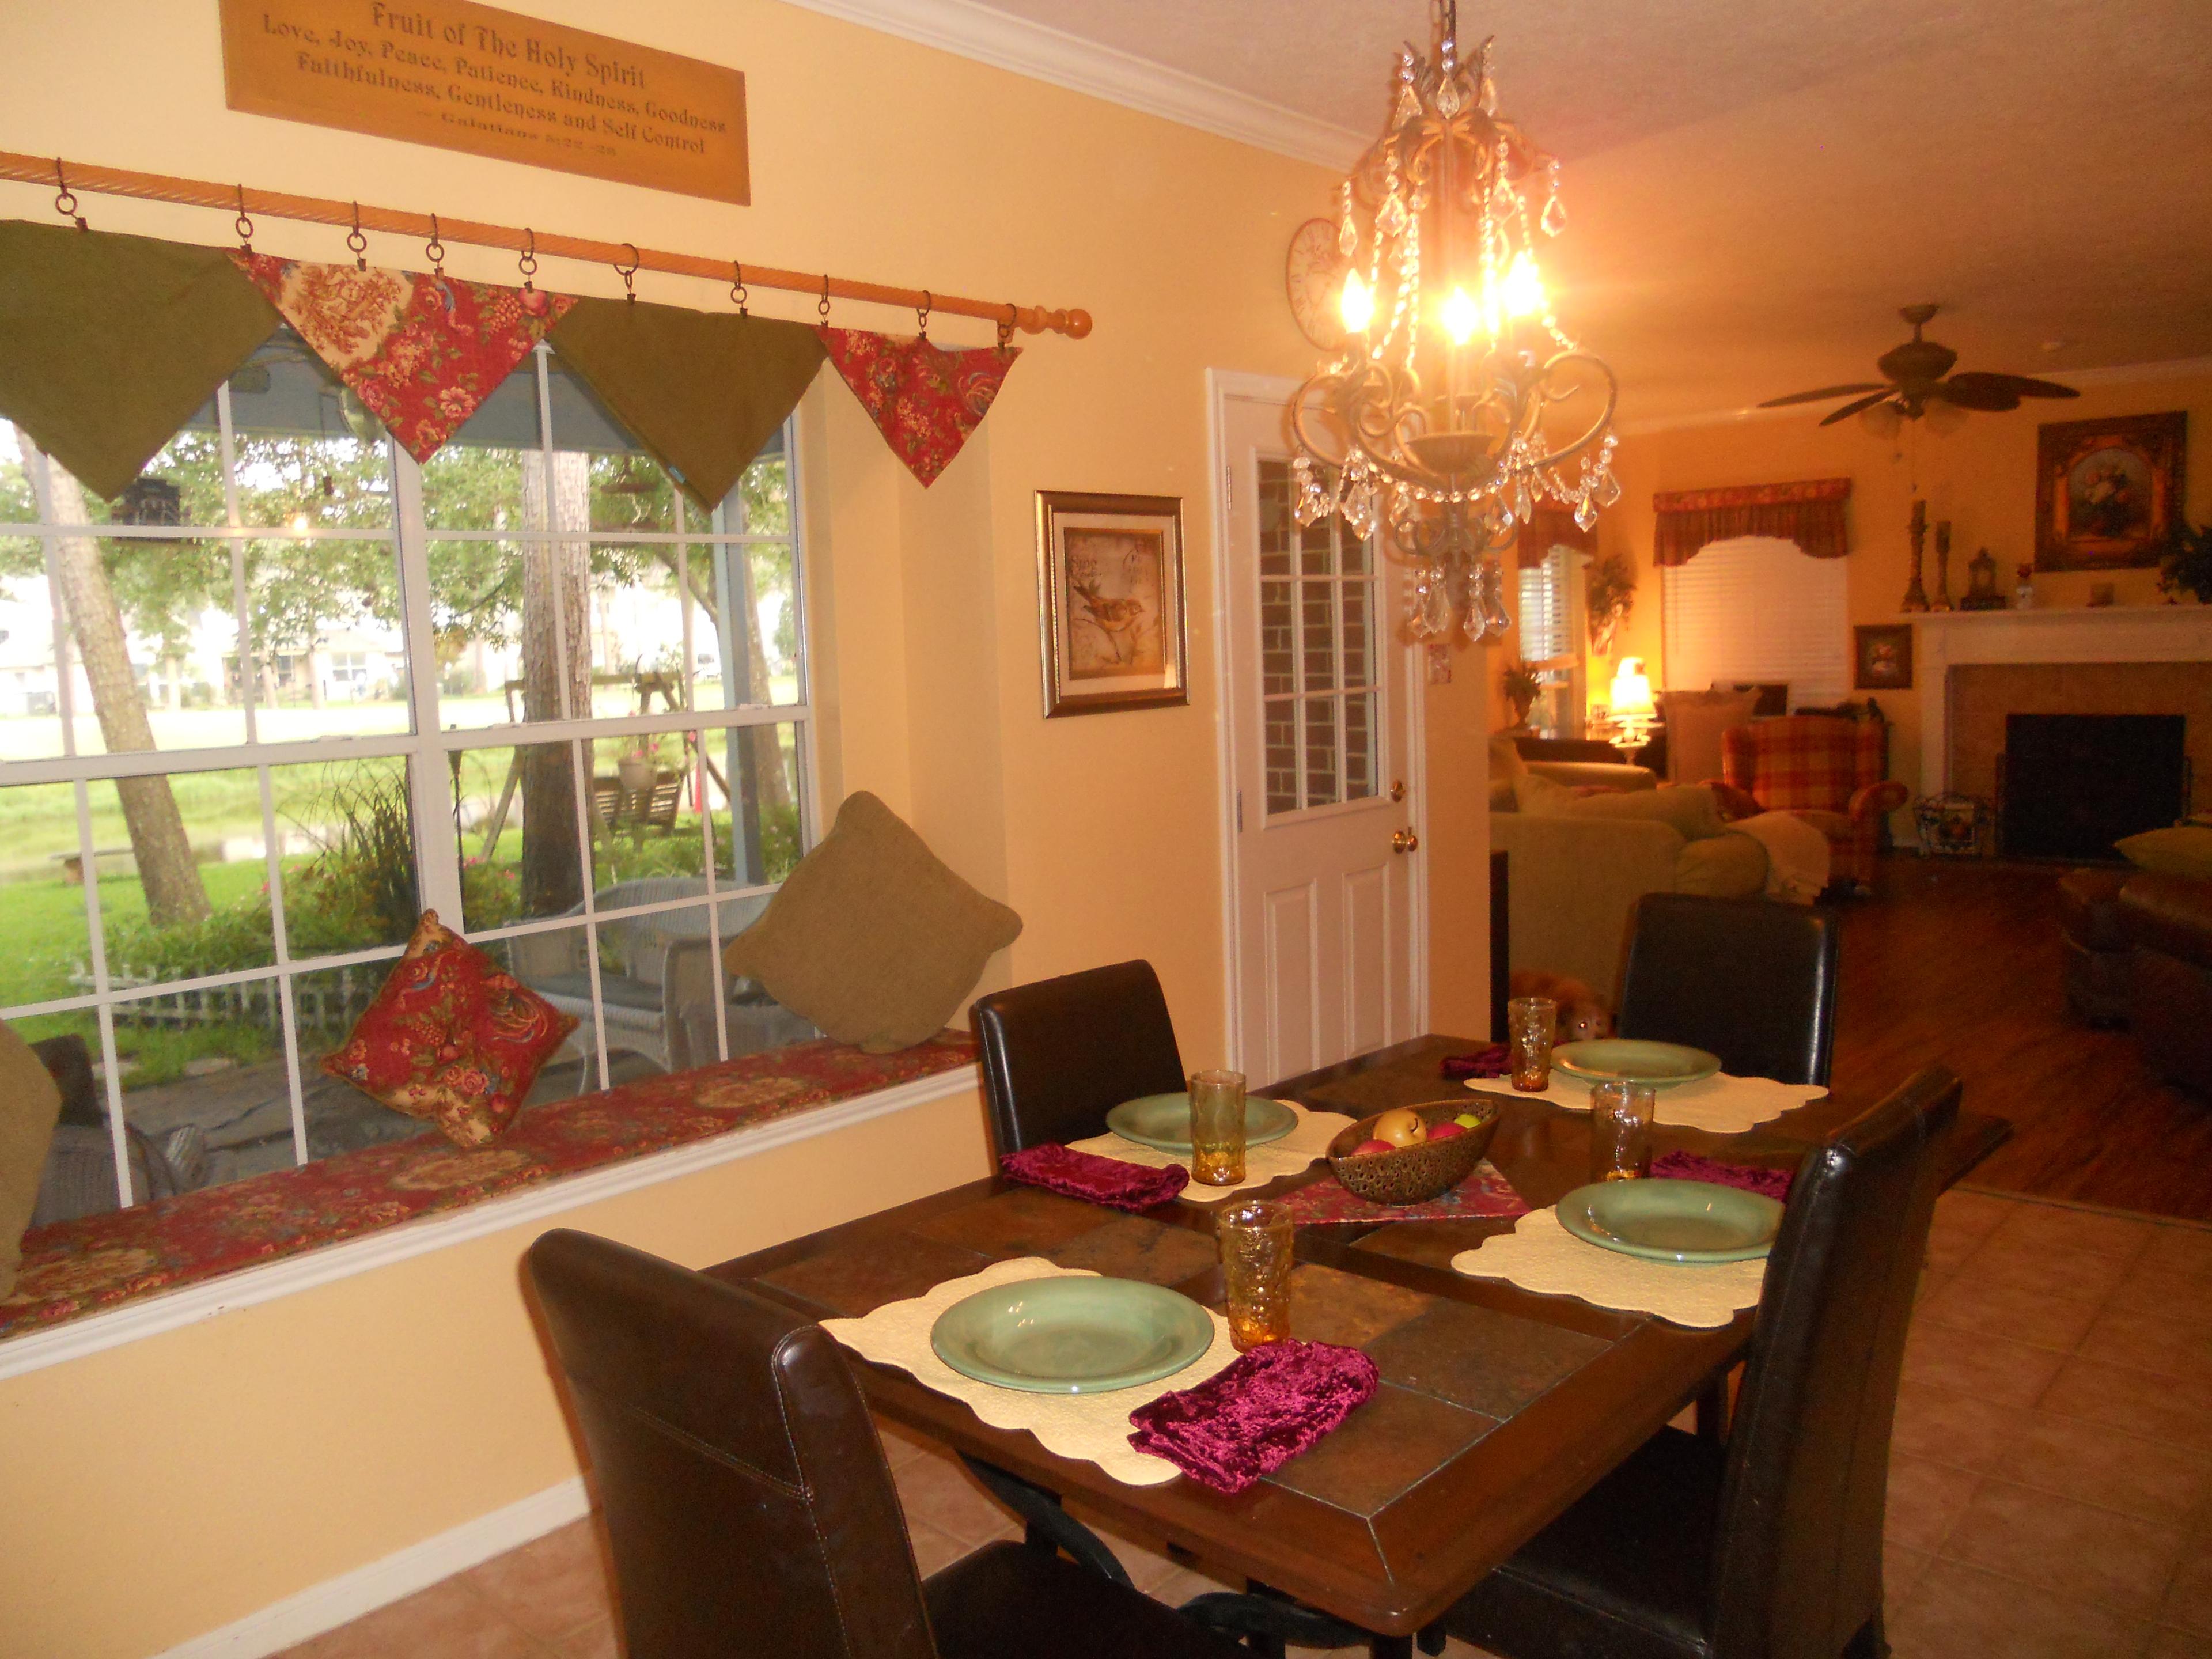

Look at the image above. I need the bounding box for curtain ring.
[730,260,749,315]
[518,228,538,290]
[819,274,832,323]
[425,213,446,275]
[615,242,640,303]
[234,185,255,252]
[916,290,931,341]
[997,303,1018,353]
[53,160,86,231]
[346,202,368,271]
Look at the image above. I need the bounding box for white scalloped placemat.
[823,1256,1236,1486]
[1465,1071,1823,1136]
[1450,1208,1768,1328]
[1070,1101,1358,1203]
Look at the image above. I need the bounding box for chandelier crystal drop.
[1291,1,1620,643]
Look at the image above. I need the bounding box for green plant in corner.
[2158,520,2212,604]
[1499,659,1543,729]
[1586,554,1637,657]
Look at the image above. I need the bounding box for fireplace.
[2002,714,2187,861]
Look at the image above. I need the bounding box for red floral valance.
[1652,476,1852,566]
[1515,503,1597,567]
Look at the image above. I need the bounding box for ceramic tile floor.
[276,1189,2212,1659]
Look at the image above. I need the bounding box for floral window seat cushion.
[0,1031,976,1344]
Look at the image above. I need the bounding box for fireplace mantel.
[1907,605,2212,798]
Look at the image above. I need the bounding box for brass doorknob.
[1391,828,1419,853]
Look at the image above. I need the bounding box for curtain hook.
[346,202,369,270]
[916,290,931,342]
[997,303,1018,353]
[53,160,86,231]
[234,184,255,253]
[729,259,749,315]
[818,274,832,324]
[425,212,446,276]
[518,227,538,291]
[615,242,639,304]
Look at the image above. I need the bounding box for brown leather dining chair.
[969,960,1187,1154]
[525,1229,1246,1659]
[1436,1063,1961,1659]
[1615,892,1842,1085]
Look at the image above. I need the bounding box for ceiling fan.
[1759,304,2080,430]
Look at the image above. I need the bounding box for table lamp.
[1608,657,1656,760]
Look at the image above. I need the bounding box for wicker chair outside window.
[1714,715,1908,893]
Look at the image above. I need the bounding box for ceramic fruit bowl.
[1325,1100,1498,1206]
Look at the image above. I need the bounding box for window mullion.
[392,446,462,922]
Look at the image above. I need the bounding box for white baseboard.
[154,1478,590,1659]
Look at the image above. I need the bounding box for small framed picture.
[1035,490,1188,717]
[2035,411,2186,570]
[1854,623,1913,691]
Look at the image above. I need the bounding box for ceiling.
[836,0,2212,426]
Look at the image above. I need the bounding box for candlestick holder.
[1930,521,1955,612]
[1900,499,1930,612]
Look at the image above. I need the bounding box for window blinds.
[1517,547,1573,664]
[1661,536,1849,704]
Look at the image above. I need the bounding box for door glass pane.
[1264,702,1298,817]
[1303,698,1340,808]
[1301,584,1336,691]
[1258,461,1293,578]
[1260,579,1294,696]
[1344,691,1378,802]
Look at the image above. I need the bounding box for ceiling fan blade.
[1820,391,1895,426]
[1929,377,2018,412]
[1756,382,1889,408]
[1947,369,2080,400]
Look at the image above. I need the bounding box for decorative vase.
[618,756,653,793]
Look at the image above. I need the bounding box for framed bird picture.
[1035,491,1188,717]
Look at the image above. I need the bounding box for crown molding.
[778,0,1364,168]
[1616,353,2212,440]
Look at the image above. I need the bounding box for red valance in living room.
[1652,476,1852,566]
[1516,503,1597,567]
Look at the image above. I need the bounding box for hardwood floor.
[1834,856,2212,1221]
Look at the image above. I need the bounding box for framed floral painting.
[2035,411,2186,570]
[1853,623,1913,691]
[1035,491,1188,717]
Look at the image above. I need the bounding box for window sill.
[0,1032,979,1381]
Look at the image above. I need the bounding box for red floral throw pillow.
[321,911,578,1149]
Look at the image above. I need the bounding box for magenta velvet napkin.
[1652,1150,1793,1202]
[999,1143,1188,1212]
[1126,1339,1380,1494]
[1440,1043,1512,1080]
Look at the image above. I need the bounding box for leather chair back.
[525,1229,937,1659]
[970,961,1185,1154]
[1706,1065,1960,1659]
[1616,892,1840,1084]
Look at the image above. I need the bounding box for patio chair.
[969,961,1185,1155]
[1714,715,1907,894]
[1437,1065,1961,1659]
[1616,893,1840,1086]
[524,1229,1246,1659]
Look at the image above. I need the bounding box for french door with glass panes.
[1219,386,1419,1084]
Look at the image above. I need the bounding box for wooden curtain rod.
[0,149,1092,339]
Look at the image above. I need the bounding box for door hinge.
[1236,789,1244,833]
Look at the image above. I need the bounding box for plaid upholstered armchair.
[1714,715,1910,893]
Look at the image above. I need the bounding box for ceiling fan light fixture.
[1859,401,1903,440]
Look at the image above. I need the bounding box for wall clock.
[1285,217,1349,351]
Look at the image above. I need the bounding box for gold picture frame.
[1035,491,1188,717]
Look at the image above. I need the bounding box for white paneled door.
[1217,384,1421,1085]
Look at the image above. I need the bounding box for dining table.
[707,1033,2010,1649]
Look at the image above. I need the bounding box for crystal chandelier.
[1291,2,1620,642]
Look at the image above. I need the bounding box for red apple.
[1353,1138,1395,1156]
[1426,1121,1467,1141]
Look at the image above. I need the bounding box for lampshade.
[1609,656,1656,718]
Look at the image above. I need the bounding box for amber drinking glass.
[1218,1198,1294,1350]
[1188,1069,1248,1185]
[1589,1080,1658,1181]
[1508,996,1559,1092]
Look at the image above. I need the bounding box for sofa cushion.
[0,1018,65,1298]
[1517,775,1729,843]
[2117,826,2212,882]
[2119,871,2212,973]
[1672,831,1770,899]
[2058,868,2135,953]
[724,791,1024,1053]
[1657,688,1759,785]
[1489,734,1527,809]
[320,911,578,1149]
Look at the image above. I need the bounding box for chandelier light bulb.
[1338,270,1374,335]
[1501,252,1546,319]
[1441,286,1482,347]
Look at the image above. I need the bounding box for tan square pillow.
[2117,827,2212,881]
[1,1020,65,1297]
[723,792,1024,1053]
[1657,688,1759,785]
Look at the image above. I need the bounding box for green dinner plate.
[1556,1179,1785,1264]
[1105,1092,1299,1154]
[929,1277,1215,1393]
[1552,1039,1723,1090]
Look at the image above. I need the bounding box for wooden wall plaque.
[218,0,749,204]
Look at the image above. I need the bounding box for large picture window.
[0,330,815,1216]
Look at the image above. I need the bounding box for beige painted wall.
[0,2,1494,1652]
[1585,368,2212,801]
